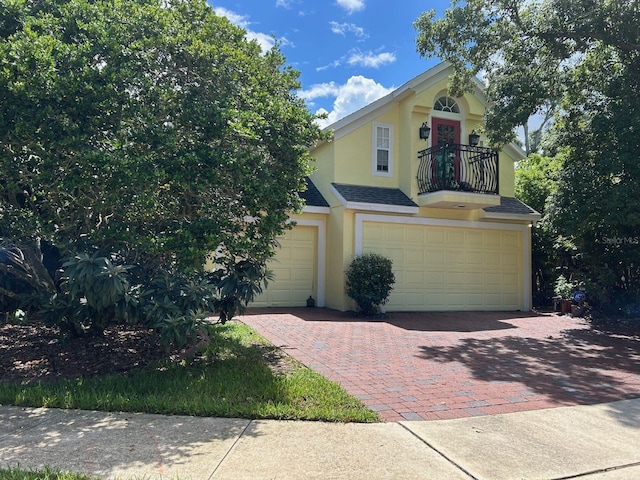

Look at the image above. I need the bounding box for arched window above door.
[434,96,460,113]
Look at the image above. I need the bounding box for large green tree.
[515,154,561,305]
[0,0,323,286]
[416,0,640,309]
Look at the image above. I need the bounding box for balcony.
[417,144,500,209]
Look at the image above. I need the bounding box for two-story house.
[252,62,541,312]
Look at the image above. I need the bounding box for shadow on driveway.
[242,308,640,422]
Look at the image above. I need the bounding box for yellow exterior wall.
[313,70,521,204]
[300,64,529,313]
[498,151,516,197]
[308,140,335,204]
[324,205,347,310]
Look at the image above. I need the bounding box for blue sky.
[210,1,451,128]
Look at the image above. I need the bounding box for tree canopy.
[415,0,639,145]
[0,0,323,273]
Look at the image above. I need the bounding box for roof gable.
[324,62,486,141]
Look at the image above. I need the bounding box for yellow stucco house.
[252,62,541,312]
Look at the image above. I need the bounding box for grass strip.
[0,321,380,423]
[0,465,99,480]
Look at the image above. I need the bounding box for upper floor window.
[372,122,393,176]
[434,96,460,113]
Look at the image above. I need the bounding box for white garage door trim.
[287,218,326,307]
[354,213,531,311]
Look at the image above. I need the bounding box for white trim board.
[302,205,330,215]
[354,213,532,311]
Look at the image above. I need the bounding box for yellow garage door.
[362,223,523,311]
[251,226,317,307]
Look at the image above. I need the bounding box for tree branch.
[537,31,640,53]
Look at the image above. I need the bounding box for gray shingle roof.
[332,183,418,207]
[484,197,538,215]
[300,177,329,207]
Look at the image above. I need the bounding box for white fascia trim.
[482,211,542,223]
[523,224,532,311]
[354,213,531,311]
[503,141,527,160]
[287,218,326,308]
[302,205,330,215]
[332,101,396,141]
[331,184,419,214]
[345,202,419,214]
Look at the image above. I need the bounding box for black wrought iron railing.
[417,144,499,195]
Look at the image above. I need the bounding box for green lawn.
[0,321,380,423]
[0,466,99,480]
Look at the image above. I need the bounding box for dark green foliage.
[0,0,323,280]
[515,154,562,306]
[415,0,639,146]
[0,0,325,343]
[34,251,270,349]
[210,260,274,323]
[345,253,395,316]
[547,47,640,311]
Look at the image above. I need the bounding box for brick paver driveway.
[241,309,640,421]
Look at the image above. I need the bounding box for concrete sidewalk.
[1,399,640,479]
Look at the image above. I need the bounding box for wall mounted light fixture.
[469,130,480,146]
[419,122,431,140]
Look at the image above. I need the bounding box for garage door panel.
[405,270,425,285]
[464,251,484,265]
[363,222,523,311]
[502,252,519,266]
[466,231,484,246]
[252,225,317,307]
[447,231,465,245]
[502,232,520,247]
[385,228,405,243]
[446,250,465,265]
[405,248,425,263]
[428,230,445,244]
[405,228,425,244]
[271,268,292,281]
[427,250,445,265]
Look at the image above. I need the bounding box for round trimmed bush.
[345,253,395,316]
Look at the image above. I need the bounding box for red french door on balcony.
[432,117,461,183]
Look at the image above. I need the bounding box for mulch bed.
[0,322,170,384]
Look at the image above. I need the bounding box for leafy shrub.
[345,253,395,316]
[209,259,273,322]
[2,244,272,350]
[554,274,576,300]
[40,252,135,337]
[0,240,56,321]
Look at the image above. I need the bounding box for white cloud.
[213,6,276,52]
[336,0,365,14]
[329,21,367,39]
[247,31,276,51]
[316,59,342,71]
[213,7,248,28]
[316,49,395,71]
[347,51,396,68]
[299,82,340,101]
[300,76,394,128]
